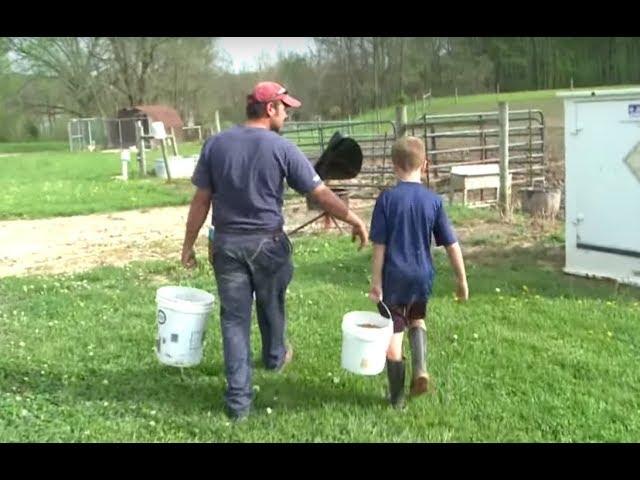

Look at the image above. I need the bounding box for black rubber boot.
[386,359,406,409]
[408,327,429,396]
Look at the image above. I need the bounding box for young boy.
[368,136,469,409]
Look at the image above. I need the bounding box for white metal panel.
[569,98,640,251]
[563,90,640,286]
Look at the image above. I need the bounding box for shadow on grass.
[3,362,383,416]
[294,240,640,303]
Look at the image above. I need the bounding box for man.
[180,81,368,421]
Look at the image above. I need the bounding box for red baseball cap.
[247,81,302,108]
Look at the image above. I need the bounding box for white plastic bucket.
[154,155,198,179]
[341,304,393,375]
[155,286,215,367]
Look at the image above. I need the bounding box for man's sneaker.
[410,372,430,396]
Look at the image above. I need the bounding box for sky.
[217,37,315,73]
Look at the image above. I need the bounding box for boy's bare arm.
[368,243,386,303]
[445,242,469,301]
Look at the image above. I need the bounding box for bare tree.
[7,37,108,116]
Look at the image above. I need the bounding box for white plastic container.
[341,306,393,375]
[155,286,215,367]
[154,155,198,179]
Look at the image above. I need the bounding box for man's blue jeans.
[212,231,293,417]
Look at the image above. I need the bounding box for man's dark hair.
[246,100,281,119]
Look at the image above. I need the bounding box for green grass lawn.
[1,214,639,442]
[356,84,640,127]
[0,143,204,220]
[0,141,69,154]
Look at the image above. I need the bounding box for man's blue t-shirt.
[369,181,457,305]
[191,125,322,234]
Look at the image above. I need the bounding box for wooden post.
[528,110,533,186]
[135,121,146,177]
[118,119,123,150]
[214,110,221,133]
[160,139,172,182]
[395,105,408,137]
[87,121,93,150]
[455,87,458,104]
[67,121,73,152]
[170,127,179,156]
[570,77,574,90]
[499,101,510,217]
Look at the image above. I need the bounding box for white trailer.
[558,88,640,287]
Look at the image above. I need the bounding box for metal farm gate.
[282,109,545,200]
[67,117,148,152]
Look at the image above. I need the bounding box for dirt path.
[0,199,376,278]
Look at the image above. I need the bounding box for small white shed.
[558,88,640,287]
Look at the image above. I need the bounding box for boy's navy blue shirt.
[191,125,322,234]
[369,181,457,305]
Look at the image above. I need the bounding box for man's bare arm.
[181,188,212,268]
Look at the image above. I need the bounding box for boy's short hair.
[391,136,426,172]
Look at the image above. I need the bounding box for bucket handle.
[377,300,392,320]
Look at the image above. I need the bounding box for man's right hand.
[181,247,197,269]
[351,220,369,251]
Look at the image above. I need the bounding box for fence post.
[135,121,147,177]
[67,121,73,152]
[528,110,533,186]
[214,110,221,133]
[499,101,510,218]
[117,119,123,150]
[395,105,408,137]
[170,127,179,156]
[87,120,93,150]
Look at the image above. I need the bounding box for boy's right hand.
[368,285,382,303]
[455,280,469,302]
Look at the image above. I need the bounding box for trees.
[3,37,640,142]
